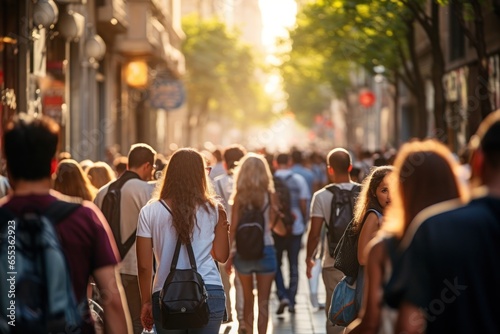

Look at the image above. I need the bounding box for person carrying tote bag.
[136,148,230,334]
[329,166,393,327]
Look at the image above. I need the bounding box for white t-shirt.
[214,173,234,222]
[137,200,223,294]
[310,182,357,268]
[94,177,154,275]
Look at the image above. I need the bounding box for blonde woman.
[136,148,229,334]
[86,161,116,190]
[53,159,97,201]
[226,153,280,334]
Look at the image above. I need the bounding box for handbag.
[328,275,362,327]
[159,204,210,330]
[334,209,381,279]
[333,218,360,278]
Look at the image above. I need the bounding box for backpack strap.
[44,200,81,224]
[102,171,141,258]
[0,200,80,226]
[159,200,199,271]
[108,170,142,192]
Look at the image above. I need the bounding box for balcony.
[97,0,128,34]
[114,0,185,77]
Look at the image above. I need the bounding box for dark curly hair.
[352,165,393,233]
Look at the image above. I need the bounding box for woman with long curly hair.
[225,152,280,334]
[52,159,97,201]
[347,140,468,334]
[136,148,230,334]
[354,165,394,267]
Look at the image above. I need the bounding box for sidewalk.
[219,246,328,334]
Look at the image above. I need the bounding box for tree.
[284,0,432,139]
[181,15,272,145]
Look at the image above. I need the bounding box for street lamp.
[125,61,149,88]
[33,0,59,29]
[85,34,106,61]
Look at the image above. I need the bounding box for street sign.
[149,77,185,110]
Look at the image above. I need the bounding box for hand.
[306,257,315,279]
[140,301,154,330]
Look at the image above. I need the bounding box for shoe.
[288,305,295,314]
[318,303,326,310]
[276,298,290,315]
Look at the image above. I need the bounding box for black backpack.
[0,201,85,333]
[325,184,361,257]
[159,203,209,330]
[273,175,295,236]
[100,170,141,259]
[235,199,269,260]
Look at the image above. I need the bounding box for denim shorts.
[233,245,277,275]
[152,284,225,334]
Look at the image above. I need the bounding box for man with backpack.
[305,148,361,334]
[0,114,131,334]
[273,153,311,314]
[94,143,156,334]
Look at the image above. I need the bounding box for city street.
[220,241,329,334]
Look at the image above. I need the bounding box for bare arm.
[396,302,426,334]
[212,206,230,263]
[225,197,240,275]
[93,265,133,334]
[357,212,380,265]
[348,239,386,334]
[305,216,323,279]
[136,236,154,330]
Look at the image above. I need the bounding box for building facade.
[0,0,185,161]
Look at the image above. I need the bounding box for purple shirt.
[1,193,119,333]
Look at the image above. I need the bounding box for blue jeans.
[273,234,302,307]
[152,285,225,334]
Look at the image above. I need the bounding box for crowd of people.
[0,109,499,334]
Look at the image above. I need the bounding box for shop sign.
[149,77,185,110]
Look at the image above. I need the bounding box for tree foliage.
[281,0,412,127]
[181,15,272,144]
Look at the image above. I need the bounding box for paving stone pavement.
[219,244,329,334]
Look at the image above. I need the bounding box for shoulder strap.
[0,200,80,225]
[159,200,198,271]
[108,170,141,192]
[44,200,81,224]
[102,171,141,259]
[366,208,382,219]
[325,184,337,195]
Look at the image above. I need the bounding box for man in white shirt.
[306,148,360,334]
[94,143,156,334]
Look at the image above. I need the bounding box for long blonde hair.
[154,148,218,244]
[53,159,97,201]
[86,161,115,189]
[382,140,468,238]
[231,153,275,210]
